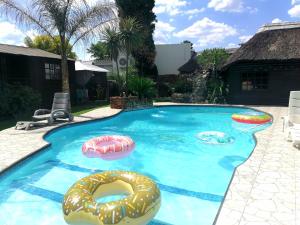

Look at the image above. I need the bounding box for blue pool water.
[0,106,270,225]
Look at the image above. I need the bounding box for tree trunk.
[61,53,70,93]
[60,36,70,93]
[140,60,143,77]
[125,51,129,94]
[116,57,120,78]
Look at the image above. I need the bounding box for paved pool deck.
[214,106,300,225]
[0,104,299,225]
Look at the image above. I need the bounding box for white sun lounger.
[290,127,300,147]
[283,91,300,147]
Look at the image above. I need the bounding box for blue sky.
[154,0,300,50]
[0,0,299,59]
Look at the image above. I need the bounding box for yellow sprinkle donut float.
[63,171,161,225]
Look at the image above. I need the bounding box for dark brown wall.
[0,54,31,85]
[225,61,300,106]
[29,57,76,107]
[0,53,75,108]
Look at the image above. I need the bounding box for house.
[91,43,192,79]
[223,22,300,106]
[178,51,200,75]
[92,53,134,75]
[75,61,109,102]
[92,59,113,73]
[155,43,192,76]
[0,44,75,107]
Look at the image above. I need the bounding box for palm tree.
[119,17,142,90]
[102,26,121,78]
[0,0,117,93]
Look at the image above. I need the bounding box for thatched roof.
[178,58,200,74]
[178,51,201,74]
[225,48,239,55]
[223,23,300,68]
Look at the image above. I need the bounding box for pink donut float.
[82,135,135,160]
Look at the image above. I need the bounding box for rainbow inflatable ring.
[232,112,272,124]
[82,135,135,160]
[63,171,161,225]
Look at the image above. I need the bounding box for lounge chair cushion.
[32,114,51,120]
[33,112,70,121]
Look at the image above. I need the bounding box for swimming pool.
[0,106,270,225]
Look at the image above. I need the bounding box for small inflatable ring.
[232,113,271,124]
[196,131,235,144]
[82,135,135,160]
[63,171,161,225]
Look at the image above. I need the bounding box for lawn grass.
[0,101,109,131]
[0,119,16,131]
[72,101,109,116]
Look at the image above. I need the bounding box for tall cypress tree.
[115,0,158,79]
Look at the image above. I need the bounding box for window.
[241,72,268,91]
[45,63,61,80]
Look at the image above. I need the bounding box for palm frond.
[0,0,54,37]
[119,17,143,53]
[0,0,117,46]
[67,1,118,46]
[102,26,121,61]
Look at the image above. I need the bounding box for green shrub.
[0,83,11,118]
[206,76,228,104]
[128,76,156,99]
[0,82,41,119]
[173,79,193,93]
[197,48,230,71]
[128,65,139,76]
[158,82,173,97]
[109,73,127,96]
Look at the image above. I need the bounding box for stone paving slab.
[0,104,299,225]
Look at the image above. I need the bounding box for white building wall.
[94,43,192,76]
[155,43,192,75]
[111,51,135,74]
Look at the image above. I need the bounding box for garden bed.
[171,93,192,103]
[110,96,153,110]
